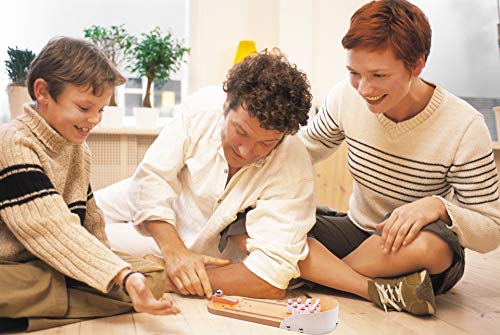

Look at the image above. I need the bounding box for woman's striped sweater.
[300,80,500,253]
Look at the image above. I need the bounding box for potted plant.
[84,24,135,127]
[129,26,190,128]
[5,47,36,120]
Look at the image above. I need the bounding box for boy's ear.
[33,79,50,105]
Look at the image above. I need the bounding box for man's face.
[221,102,284,169]
[346,47,422,122]
[39,83,112,144]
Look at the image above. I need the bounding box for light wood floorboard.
[9,249,500,335]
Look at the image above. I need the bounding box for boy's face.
[39,82,112,144]
[221,101,284,170]
[346,47,423,122]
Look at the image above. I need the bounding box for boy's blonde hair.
[27,36,126,101]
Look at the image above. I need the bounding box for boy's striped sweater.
[0,105,129,293]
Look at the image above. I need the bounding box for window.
[122,78,182,117]
[0,0,188,124]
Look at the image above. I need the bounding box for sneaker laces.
[374,282,407,313]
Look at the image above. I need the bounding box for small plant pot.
[101,106,124,128]
[133,107,160,128]
[7,85,32,120]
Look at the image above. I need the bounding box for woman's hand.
[376,196,450,253]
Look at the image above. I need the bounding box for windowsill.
[91,127,161,136]
[91,116,172,136]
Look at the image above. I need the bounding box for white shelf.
[91,116,173,136]
[91,127,160,136]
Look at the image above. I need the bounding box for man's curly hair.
[223,48,312,135]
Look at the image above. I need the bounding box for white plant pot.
[494,106,500,143]
[133,107,160,129]
[7,85,32,120]
[100,106,124,128]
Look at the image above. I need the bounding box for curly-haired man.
[95,49,316,299]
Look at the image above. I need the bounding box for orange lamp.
[233,40,257,64]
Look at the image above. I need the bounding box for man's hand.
[121,271,180,315]
[163,249,230,298]
[145,221,230,299]
[376,196,450,253]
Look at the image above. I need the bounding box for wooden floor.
[11,249,500,335]
[10,248,500,335]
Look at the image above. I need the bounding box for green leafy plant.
[5,47,36,86]
[129,27,190,108]
[84,24,135,106]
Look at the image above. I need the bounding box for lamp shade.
[233,40,257,64]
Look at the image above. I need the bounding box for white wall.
[188,0,500,105]
[413,0,500,98]
[188,0,279,92]
[279,0,313,81]
[311,0,366,105]
[2,0,499,120]
[187,0,365,106]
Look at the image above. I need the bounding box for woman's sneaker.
[367,269,436,315]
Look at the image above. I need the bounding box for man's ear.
[223,95,230,110]
[223,96,234,116]
[33,78,50,105]
[411,56,426,77]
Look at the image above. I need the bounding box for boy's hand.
[125,272,180,315]
[376,196,450,253]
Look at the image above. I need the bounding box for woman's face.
[346,47,422,122]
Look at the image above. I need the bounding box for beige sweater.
[300,80,500,253]
[0,105,129,292]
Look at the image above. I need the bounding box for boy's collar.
[18,104,73,153]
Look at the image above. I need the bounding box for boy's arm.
[0,138,129,293]
[84,183,111,247]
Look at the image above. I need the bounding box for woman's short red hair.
[342,0,431,70]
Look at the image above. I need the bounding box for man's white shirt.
[96,86,316,289]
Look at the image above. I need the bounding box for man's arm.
[147,225,285,299]
[207,262,286,299]
[206,234,285,298]
[208,138,317,296]
[146,220,229,298]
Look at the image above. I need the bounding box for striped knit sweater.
[0,104,129,292]
[300,79,500,253]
